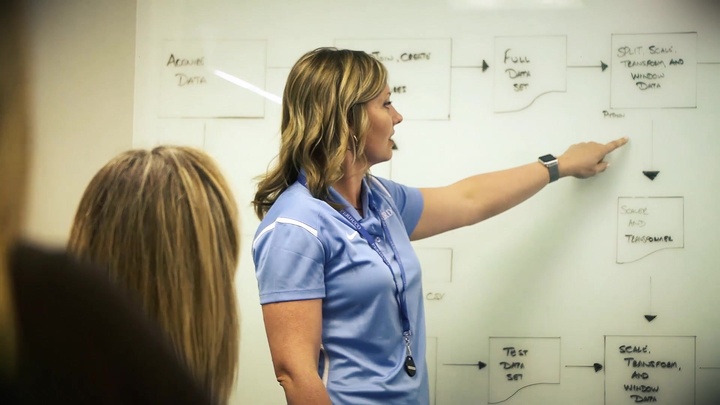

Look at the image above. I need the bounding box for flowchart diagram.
[492,33,698,112]
[433,335,699,404]
[147,23,719,405]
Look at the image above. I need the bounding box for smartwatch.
[538,154,559,183]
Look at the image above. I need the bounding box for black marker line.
[649,276,653,314]
[644,277,658,321]
[568,61,608,71]
[495,90,564,113]
[443,361,487,370]
[566,363,603,372]
[488,383,558,404]
[453,60,490,72]
[643,121,660,181]
[645,121,654,171]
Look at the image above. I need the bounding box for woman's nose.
[393,108,403,125]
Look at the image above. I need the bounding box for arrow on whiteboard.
[568,61,608,72]
[443,361,487,370]
[451,60,489,71]
[643,121,660,181]
[565,363,603,372]
[644,276,657,322]
[643,171,659,181]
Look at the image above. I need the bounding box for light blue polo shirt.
[253,175,428,405]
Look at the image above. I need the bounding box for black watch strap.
[538,154,559,183]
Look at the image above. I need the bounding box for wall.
[25,0,136,245]
[133,1,720,404]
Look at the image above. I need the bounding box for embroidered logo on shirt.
[380,208,394,220]
[346,231,359,240]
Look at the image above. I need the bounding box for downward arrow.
[643,171,660,180]
[643,122,660,180]
[644,277,657,322]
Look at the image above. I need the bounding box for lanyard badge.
[338,208,416,377]
[298,173,416,377]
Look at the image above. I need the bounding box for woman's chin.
[368,153,392,168]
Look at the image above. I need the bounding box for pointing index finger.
[605,136,629,153]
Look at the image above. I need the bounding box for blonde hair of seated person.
[0,0,30,376]
[67,146,240,404]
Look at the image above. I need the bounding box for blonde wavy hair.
[67,146,240,404]
[253,47,387,219]
[0,0,30,376]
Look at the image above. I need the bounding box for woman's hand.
[558,137,629,179]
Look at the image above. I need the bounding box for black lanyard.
[297,172,417,377]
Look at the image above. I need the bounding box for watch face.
[539,154,556,163]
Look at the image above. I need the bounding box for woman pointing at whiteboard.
[252,47,627,404]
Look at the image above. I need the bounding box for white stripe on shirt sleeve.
[252,217,319,250]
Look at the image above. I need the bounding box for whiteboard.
[158,40,267,117]
[133,1,720,404]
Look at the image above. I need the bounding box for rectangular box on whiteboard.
[488,337,561,404]
[610,33,697,109]
[493,36,567,113]
[160,40,268,118]
[604,335,695,405]
[616,196,684,264]
[334,39,452,120]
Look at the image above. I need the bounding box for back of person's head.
[0,0,30,375]
[253,47,388,219]
[67,145,240,403]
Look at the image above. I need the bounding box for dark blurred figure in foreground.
[0,2,215,403]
